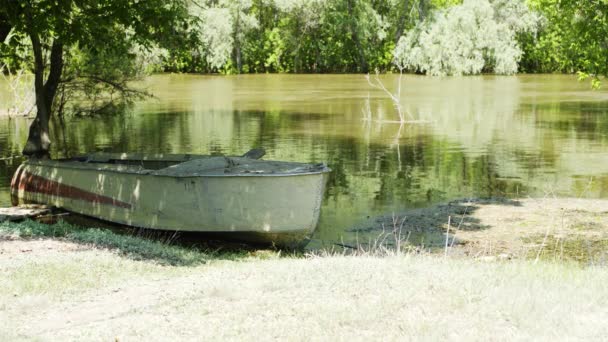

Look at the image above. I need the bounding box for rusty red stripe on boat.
[10,164,25,206]
[18,172,132,209]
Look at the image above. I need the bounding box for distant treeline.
[160,0,606,80]
[1,0,605,78]
[0,0,605,155]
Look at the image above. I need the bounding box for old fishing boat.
[10,151,330,247]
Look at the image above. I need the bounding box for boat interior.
[49,152,329,176]
[67,153,208,170]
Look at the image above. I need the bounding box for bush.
[393,0,540,76]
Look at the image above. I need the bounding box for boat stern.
[10,163,26,206]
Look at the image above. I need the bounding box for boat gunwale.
[22,158,332,178]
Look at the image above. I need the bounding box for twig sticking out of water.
[364,69,431,124]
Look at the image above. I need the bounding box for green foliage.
[2,0,606,80]
[264,27,288,72]
[520,0,608,88]
[160,0,606,80]
[393,0,540,76]
[163,0,454,74]
[577,72,602,90]
[431,0,463,6]
[0,24,30,72]
[0,0,192,113]
[0,0,190,51]
[57,34,153,116]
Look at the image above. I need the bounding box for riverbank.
[1,200,607,340]
[342,197,608,264]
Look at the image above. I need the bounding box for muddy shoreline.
[2,197,607,263]
[332,197,608,263]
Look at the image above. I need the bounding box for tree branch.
[78,74,152,98]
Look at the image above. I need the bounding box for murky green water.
[1,74,607,243]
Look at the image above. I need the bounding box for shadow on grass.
[0,219,288,266]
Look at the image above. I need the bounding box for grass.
[2,253,608,340]
[1,219,607,340]
[523,234,608,265]
[0,220,264,266]
[1,249,167,298]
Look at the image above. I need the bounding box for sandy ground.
[343,197,608,261]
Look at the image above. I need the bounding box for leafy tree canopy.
[521,0,608,88]
[393,0,540,76]
[0,0,192,156]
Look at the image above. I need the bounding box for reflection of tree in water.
[42,99,608,211]
[235,108,528,207]
[51,111,196,156]
[4,74,607,227]
[0,118,29,205]
[367,76,608,199]
[0,118,28,157]
[525,101,608,137]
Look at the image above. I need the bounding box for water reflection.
[0,74,607,243]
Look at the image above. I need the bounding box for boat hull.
[11,158,329,247]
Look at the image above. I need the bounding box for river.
[1,74,607,243]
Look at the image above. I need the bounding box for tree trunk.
[22,36,63,158]
[314,44,321,73]
[395,0,410,43]
[345,0,368,73]
[234,12,243,74]
[235,43,242,73]
[293,17,302,73]
[0,14,11,44]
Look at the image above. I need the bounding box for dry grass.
[1,238,607,340]
[1,200,607,341]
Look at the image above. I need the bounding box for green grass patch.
[0,220,260,266]
[523,234,608,265]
